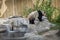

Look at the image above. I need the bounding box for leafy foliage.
[23,0,60,25]
[39,0,54,21]
[23,7,33,17]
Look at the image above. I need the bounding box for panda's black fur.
[29,10,43,24]
[37,10,43,21]
[29,17,35,24]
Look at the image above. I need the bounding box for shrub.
[23,0,60,26]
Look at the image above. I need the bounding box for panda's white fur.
[28,11,38,19]
[28,10,45,20]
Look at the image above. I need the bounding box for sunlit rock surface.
[42,30,60,40]
[0,16,57,40]
[24,33,45,40]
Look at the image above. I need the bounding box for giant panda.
[28,10,45,24]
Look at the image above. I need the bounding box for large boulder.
[9,18,29,27]
[0,24,7,33]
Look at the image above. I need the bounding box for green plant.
[23,0,40,17]
[39,0,56,22]
[23,7,33,17]
[23,0,60,24]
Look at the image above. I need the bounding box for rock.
[0,24,8,33]
[16,24,28,32]
[28,16,52,33]
[24,33,36,37]
[27,24,38,34]
[42,30,60,40]
[56,30,60,37]
[34,16,52,32]
[5,17,29,27]
[24,33,45,40]
[42,30,58,36]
